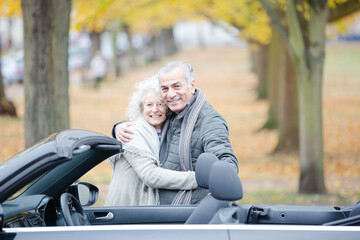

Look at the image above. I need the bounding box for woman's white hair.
[126,76,163,121]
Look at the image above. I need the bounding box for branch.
[328,0,360,22]
[259,0,289,43]
[285,0,305,61]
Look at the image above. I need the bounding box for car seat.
[185,153,243,224]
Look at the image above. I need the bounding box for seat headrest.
[195,153,218,189]
[209,161,243,201]
[349,203,360,217]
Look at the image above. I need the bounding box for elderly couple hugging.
[105,60,238,206]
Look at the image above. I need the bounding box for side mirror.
[68,182,99,206]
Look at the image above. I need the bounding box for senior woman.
[105,77,198,206]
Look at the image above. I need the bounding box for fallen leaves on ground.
[1,44,359,205]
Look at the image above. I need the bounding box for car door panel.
[229,226,360,240]
[2,226,229,240]
[84,205,196,225]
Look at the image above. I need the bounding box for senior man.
[113,60,238,204]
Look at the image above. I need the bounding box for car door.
[1,225,230,240]
[84,205,196,225]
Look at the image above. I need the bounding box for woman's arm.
[124,151,198,190]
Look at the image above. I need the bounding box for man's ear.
[190,80,196,94]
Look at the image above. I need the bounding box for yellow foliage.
[71,0,195,34]
[328,0,351,8]
[5,0,355,47]
[71,0,113,32]
[334,19,348,34]
[0,0,21,17]
[71,0,273,43]
[209,0,271,45]
[330,13,358,36]
[296,4,303,12]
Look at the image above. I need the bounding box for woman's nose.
[151,104,160,111]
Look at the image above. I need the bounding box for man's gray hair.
[126,76,163,121]
[157,60,195,85]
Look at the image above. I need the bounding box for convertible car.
[0,129,359,240]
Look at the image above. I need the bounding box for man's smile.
[167,97,181,104]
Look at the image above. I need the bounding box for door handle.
[95,212,114,220]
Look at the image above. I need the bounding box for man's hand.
[115,122,135,143]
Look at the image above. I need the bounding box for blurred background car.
[1,38,91,87]
[1,50,24,86]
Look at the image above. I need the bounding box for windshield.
[0,133,60,203]
[0,133,57,170]
[6,173,48,201]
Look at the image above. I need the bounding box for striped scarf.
[171,89,206,205]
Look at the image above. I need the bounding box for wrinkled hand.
[115,122,135,143]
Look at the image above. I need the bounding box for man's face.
[159,67,195,114]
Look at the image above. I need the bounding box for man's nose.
[167,88,176,98]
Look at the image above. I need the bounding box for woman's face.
[142,91,167,129]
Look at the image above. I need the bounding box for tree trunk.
[90,31,101,58]
[21,0,70,147]
[197,22,206,48]
[284,0,327,193]
[147,35,158,62]
[255,44,268,99]
[149,27,178,62]
[297,68,326,193]
[0,77,17,117]
[275,49,299,152]
[124,25,137,68]
[262,27,284,130]
[111,21,121,77]
[260,0,355,194]
[328,0,360,22]
[162,27,178,56]
[250,48,258,75]
[0,39,17,116]
[298,2,328,194]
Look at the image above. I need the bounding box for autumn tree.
[0,46,16,116]
[260,0,360,193]
[21,0,71,147]
[72,0,184,73]
[255,7,299,152]
[260,0,360,154]
[193,0,298,149]
[188,0,359,194]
